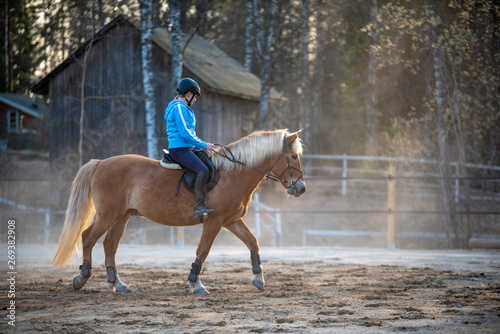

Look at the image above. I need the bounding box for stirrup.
[194,208,214,219]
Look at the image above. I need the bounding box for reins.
[212,135,304,187]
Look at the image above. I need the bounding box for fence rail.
[2,154,499,248]
[302,154,500,171]
[302,154,500,200]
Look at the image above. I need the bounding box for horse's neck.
[222,157,275,202]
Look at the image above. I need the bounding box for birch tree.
[170,0,182,97]
[253,0,274,130]
[139,0,158,159]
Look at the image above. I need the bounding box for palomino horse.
[53,129,306,294]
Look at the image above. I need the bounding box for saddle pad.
[160,149,182,169]
[160,149,220,194]
[160,160,182,169]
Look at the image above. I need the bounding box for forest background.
[2,0,498,161]
[0,0,499,248]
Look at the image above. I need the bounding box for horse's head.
[270,131,306,197]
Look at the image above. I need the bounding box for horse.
[53,129,306,294]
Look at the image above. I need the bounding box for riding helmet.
[177,78,201,96]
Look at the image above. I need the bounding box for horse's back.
[90,154,181,215]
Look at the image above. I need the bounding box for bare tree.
[312,0,325,153]
[366,0,378,154]
[430,0,453,247]
[77,1,98,168]
[78,42,92,168]
[300,0,311,147]
[139,0,159,159]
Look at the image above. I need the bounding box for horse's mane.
[211,129,303,171]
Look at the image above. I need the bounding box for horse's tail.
[53,159,100,267]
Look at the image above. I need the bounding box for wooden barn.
[31,14,281,166]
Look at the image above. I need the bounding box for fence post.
[342,154,348,197]
[387,166,396,250]
[177,227,184,247]
[254,193,261,239]
[44,209,51,245]
[276,211,282,247]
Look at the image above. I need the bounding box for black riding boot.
[193,172,214,219]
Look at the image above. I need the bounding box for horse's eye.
[291,154,298,160]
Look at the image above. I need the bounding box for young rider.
[164,78,216,219]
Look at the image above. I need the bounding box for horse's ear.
[286,130,302,144]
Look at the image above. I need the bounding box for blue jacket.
[164,100,207,149]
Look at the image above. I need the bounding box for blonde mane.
[211,129,303,172]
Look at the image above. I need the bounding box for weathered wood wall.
[48,21,257,167]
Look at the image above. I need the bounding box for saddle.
[160,149,220,195]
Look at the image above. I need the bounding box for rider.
[164,78,216,219]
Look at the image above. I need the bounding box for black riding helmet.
[177,78,201,96]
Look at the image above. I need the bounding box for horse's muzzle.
[287,180,306,197]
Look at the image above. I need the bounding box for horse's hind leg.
[73,213,121,291]
[225,218,265,291]
[103,213,131,293]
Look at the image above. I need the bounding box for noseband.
[213,135,304,190]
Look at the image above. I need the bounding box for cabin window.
[7,110,19,133]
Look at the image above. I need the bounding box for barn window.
[7,110,20,133]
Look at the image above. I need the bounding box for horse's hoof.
[109,274,131,293]
[252,272,265,291]
[109,284,131,293]
[189,279,209,294]
[73,275,89,291]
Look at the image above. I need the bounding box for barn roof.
[0,93,47,119]
[32,14,282,101]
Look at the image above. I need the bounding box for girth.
[161,149,220,195]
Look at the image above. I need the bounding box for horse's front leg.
[225,218,265,291]
[188,218,223,294]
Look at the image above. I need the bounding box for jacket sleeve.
[172,103,207,149]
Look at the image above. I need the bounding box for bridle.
[213,135,304,191]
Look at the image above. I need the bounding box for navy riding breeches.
[169,147,209,176]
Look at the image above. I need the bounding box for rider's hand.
[206,143,215,151]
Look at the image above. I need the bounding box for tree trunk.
[170,0,182,97]
[253,0,274,130]
[195,0,208,38]
[300,0,311,147]
[312,0,324,153]
[449,58,472,247]
[140,0,159,159]
[244,0,254,71]
[97,0,104,28]
[366,0,378,155]
[430,0,453,248]
[152,0,160,27]
[78,0,97,169]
